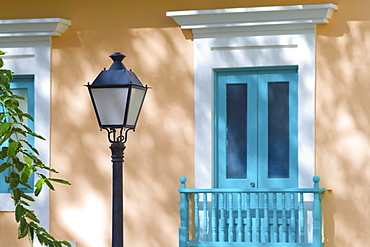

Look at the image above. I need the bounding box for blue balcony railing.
[179,176,325,247]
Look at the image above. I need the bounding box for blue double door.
[215,67,298,189]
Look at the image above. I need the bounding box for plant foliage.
[0,50,71,247]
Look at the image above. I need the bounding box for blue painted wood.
[246,193,252,242]
[236,193,242,242]
[179,176,189,247]
[282,193,288,242]
[214,67,298,190]
[179,176,325,247]
[300,193,305,242]
[264,193,269,242]
[186,242,316,247]
[290,193,296,243]
[258,69,298,189]
[203,193,208,241]
[215,71,258,189]
[273,193,278,242]
[195,193,200,241]
[179,188,324,193]
[255,194,261,242]
[211,193,217,242]
[228,193,234,242]
[219,193,226,242]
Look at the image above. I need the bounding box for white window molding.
[167,4,337,189]
[0,18,71,243]
[0,18,71,47]
[167,4,338,38]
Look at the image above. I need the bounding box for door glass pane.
[268,82,289,178]
[226,84,247,179]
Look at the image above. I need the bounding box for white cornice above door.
[167,4,338,38]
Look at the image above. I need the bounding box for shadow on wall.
[4,0,370,246]
[49,27,194,247]
[316,11,370,247]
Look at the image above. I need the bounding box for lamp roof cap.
[91,52,144,87]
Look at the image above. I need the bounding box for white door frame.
[167,4,337,189]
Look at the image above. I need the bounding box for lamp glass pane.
[126,87,146,127]
[90,87,129,126]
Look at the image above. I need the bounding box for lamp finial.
[109,52,127,70]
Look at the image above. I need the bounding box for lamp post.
[85,52,148,247]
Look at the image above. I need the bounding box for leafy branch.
[0,50,71,247]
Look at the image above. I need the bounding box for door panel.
[215,67,298,189]
[216,71,258,188]
[258,70,298,188]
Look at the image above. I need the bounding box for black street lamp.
[85,52,148,247]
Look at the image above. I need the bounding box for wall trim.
[167,4,338,38]
[0,18,71,47]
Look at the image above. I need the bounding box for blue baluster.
[228,193,234,242]
[203,193,208,241]
[300,193,305,243]
[179,177,189,247]
[246,193,252,242]
[282,193,287,242]
[194,193,200,241]
[313,176,323,246]
[264,193,269,242]
[290,193,296,242]
[212,193,217,242]
[237,193,243,242]
[219,193,226,242]
[273,193,278,242]
[256,193,261,242]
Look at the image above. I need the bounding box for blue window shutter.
[0,75,35,193]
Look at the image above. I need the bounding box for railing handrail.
[179,175,325,194]
[179,188,325,194]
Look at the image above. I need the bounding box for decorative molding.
[0,18,71,46]
[167,4,338,38]
[210,44,298,51]
[0,54,35,59]
[0,18,71,36]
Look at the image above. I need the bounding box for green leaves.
[25,222,72,247]
[0,122,11,135]
[0,50,71,247]
[49,178,71,185]
[34,175,72,196]
[7,139,20,156]
[0,162,10,172]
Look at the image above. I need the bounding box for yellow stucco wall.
[316,1,370,246]
[1,0,370,247]
[50,26,195,246]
